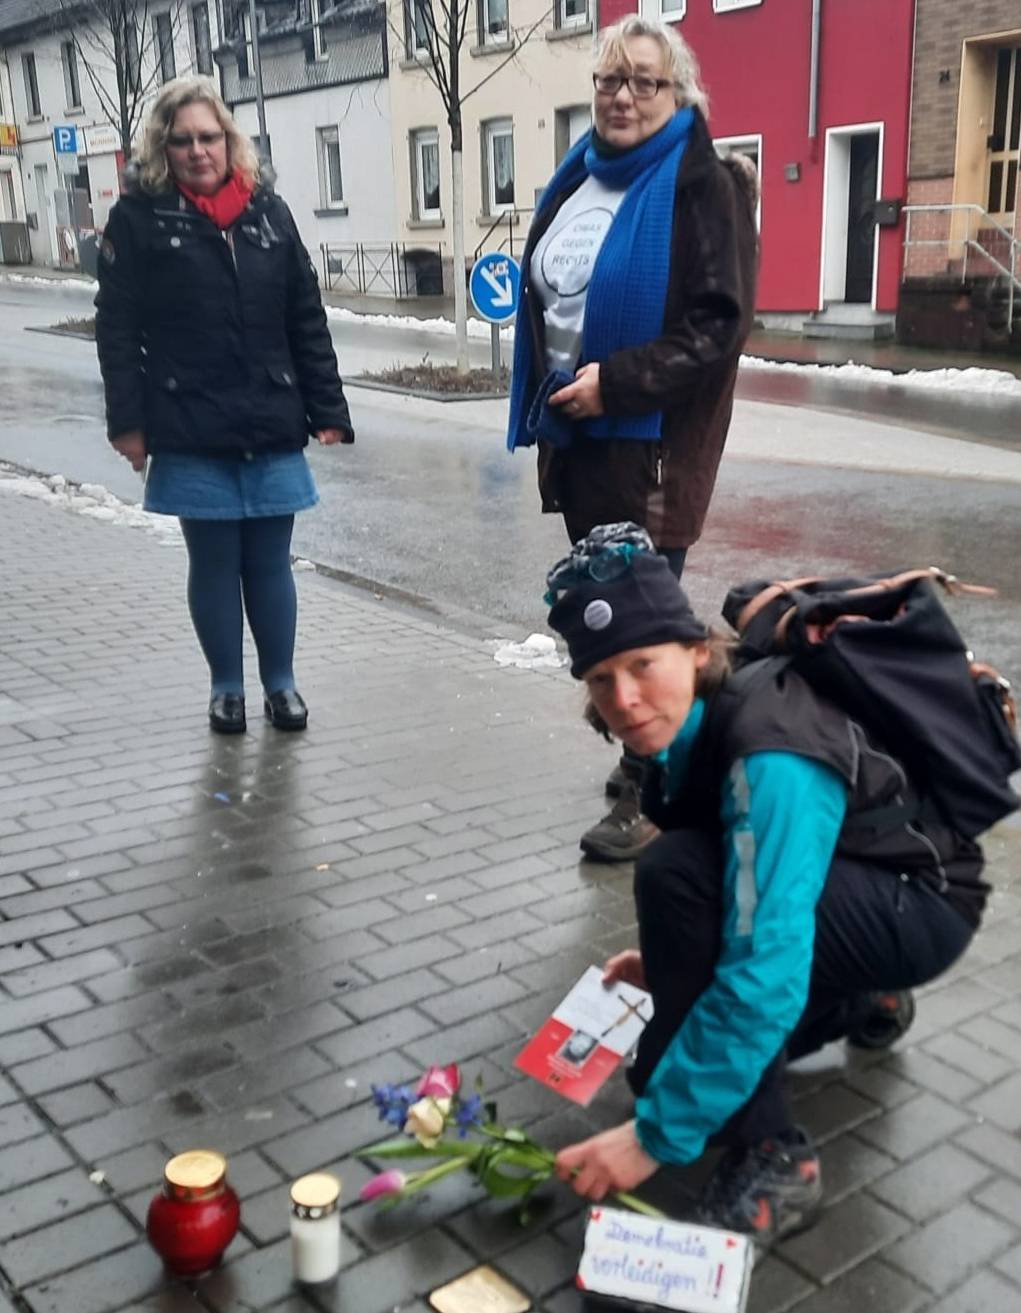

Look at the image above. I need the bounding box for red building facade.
[598,0,915,319]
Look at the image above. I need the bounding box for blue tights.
[179,515,298,698]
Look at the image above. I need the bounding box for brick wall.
[903,177,954,277]
[910,0,1021,177]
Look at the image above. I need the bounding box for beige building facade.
[386,0,596,282]
[905,1,1020,276]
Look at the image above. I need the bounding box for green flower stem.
[382,1156,473,1208]
[612,1190,665,1218]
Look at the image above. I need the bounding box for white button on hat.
[583,599,613,631]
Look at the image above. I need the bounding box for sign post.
[469,252,521,377]
[53,126,81,269]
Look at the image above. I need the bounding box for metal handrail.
[902,202,1019,327]
[902,202,1019,254]
[473,207,535,262]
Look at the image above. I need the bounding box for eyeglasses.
[593,72,673,100]
[166,130,225,149]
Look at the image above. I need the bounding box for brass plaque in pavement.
[429,1264,532,1313]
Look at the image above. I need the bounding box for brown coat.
[528,110,758,550]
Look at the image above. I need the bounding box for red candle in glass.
[146,1149,240,1277]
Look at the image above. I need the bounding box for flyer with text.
[514,966,653,1106]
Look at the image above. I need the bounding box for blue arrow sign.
[53,125,78,154]
[469,252,520,324]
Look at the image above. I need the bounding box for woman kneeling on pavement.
[96,77,353,735]
[545,525,983,1246]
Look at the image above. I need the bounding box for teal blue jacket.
[634,698,847,1165]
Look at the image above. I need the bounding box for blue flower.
[371,1083,414,1127]
[454,1094,484,1138]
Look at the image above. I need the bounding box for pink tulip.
[359,1169,407,1202]
[416,1064,460,1099]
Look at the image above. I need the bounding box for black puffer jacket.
[95,177,352,455]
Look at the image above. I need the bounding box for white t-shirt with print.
[531,174,627,375]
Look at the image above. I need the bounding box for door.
[844,132,879,304]
[986,46,1020,226]
[839,134,876,305]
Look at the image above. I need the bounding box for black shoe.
[579,783,659,862]
[695,1127,822,1250]
[264,688,308,731]
[847,990,916,1050]
[605,763,628,798]
[209,693,246,734]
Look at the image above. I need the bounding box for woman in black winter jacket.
[96,77,353,734]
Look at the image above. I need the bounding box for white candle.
[290,1172,342,1284]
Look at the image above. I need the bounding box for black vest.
[641,661,987,924]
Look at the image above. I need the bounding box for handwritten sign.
[577,1208,752,1313]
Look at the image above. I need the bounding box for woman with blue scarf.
[508,15,757,862]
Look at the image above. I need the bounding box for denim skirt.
[143,451,319,520]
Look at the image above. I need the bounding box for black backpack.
[722,568,1020,841]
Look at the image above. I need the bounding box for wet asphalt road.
[2,278,1020,673]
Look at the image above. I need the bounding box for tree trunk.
[451,143,469,374]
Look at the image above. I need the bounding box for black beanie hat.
[548,551,708,679]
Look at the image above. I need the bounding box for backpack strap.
[734,567,999,639]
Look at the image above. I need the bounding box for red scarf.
[177,174,253,230]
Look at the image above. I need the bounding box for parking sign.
[53,125,78,154]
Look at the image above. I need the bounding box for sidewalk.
[1,489,1020,1313]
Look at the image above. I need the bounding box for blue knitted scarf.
[507,106,694,452]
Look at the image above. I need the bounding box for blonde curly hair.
[135,77,261,194]
[595,15,709,117]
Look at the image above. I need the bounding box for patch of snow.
[740,354,1021,396]
[0,467,183,544]
[1,271,98,291]
[325,304,514,341]
[293,557,317,571]
[492,633,566,671]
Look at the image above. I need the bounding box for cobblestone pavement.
[1,489,1019,1313]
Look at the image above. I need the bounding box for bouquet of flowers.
[358,1064,660,1222]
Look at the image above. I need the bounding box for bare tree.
[51,0,188,158]
[388,0,552,372]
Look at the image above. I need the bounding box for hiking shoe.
[695,1127,822,1249]
[579,784,659,862]
[605,763,628,797]
[847,990,916,1050]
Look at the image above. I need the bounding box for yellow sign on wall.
[0,123,18,148]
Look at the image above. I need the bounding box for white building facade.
[0,0,220,267]
[0,0,398,276]
[220,0,399,287]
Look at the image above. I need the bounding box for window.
[658,0,684,18]
[22,53,41,117]
[554,104,591,165]
[191,2,213,74]
[713,0,762,11]
[713,133,761,228]
[317,126,344,208]
[478,0,508,45]
[555,0,588,27]
[155,11,177,82]
[235,9,251,78]
[412,129,441,218]
[1,170,17,222]
[305,0,327,61]
[61,41,82,109]
[405,0,430,56]
[483,119,514,213]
